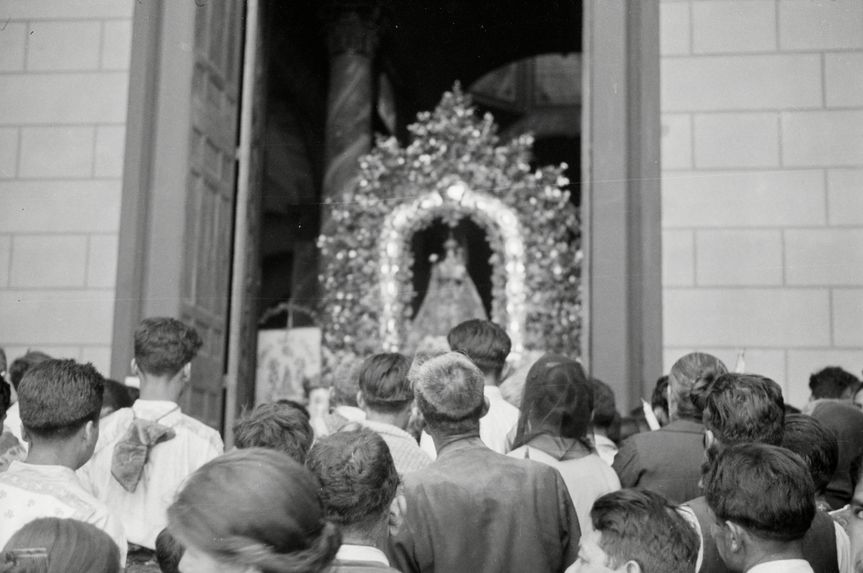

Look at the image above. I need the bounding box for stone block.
[782,111,863,167]
[786,349,863,407]
[101,20,132,70]
[662,113,692,170]
[0,128,18,178]
[833,289,863,347]
[86,234,118,288]
[0,73,129,125]
[825,53,863,108]
[785,229,863,286]
[694,112,779,168]
[696,230,783,286]
[828,169,863,226]
[662,54,822,112]
[10,234,88,287]
[19,126,95,178]
[0,289,115,345]
[0,0,133,20]
[0,22,26,72]
[660,1,691,56]
[692,1,777,53]
[0,180,121,233]
[94,126,125,178]
[26,21,101,71]
[779,0,863,50]
[662,170,825,227]
[0,235,10,287]
[663,229,695,286]
[663,288,830,347]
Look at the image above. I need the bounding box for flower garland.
[318,84,581,363]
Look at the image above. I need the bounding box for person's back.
[79,317,223,550]
[390,352,580,573]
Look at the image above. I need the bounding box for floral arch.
[318,85,581,365]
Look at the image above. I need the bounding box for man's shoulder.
[170,413,223,446]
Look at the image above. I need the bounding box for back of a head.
[413,352,485,433]
[18,359,104,442]
[358,353,412,413]
[100,379,135,416]
[590,489,699,573]
[306,428,399,528]
[447,320,511,379]
[668,352,727,421]
[809,366,860,400]
[702,372,785,447]
[168,448,339,573]
[513,354,592,449]
[155,528,183,573]
[8,351,52,392]
[0,375,10,414]
[781,414,838,496]
[590,377,618,432]
[134,317,202,378]
[1,517,120,573]
[651,375,669,415]
[704,443,815,543]
[324,352,365,408]
[233,402,314,463]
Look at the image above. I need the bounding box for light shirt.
[363,419,432,475]
[593,433,618,466]
[0,461,127,565]
[420,385,520,458]
[747,560,814,573]
[79,400,223,549]
[4,402,26,451]
[335,544,391,567]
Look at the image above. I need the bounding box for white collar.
[747,559,813,573]
[335,544,390,566]
[131,400,181,421]
[484,386,503,400]
[7,460,78,479]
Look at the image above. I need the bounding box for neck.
[483,373,498,387]
[138,375,180,402]
[429,427,480,453]
[341,516,389,552]
[743,540,805,571]
[365,408,411,430]
[594,427,609,438]
[26,442,82,470]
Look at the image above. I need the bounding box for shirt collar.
[131,400,181,422]
[747,560,812,573]
[483,386,503,401]
[335,544,390,566]
[7,460,78,479]
[363,419,414,440]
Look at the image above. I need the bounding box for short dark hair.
[704,443,815,542]
[134,317,202,378]
[233,402,314,464]
[782,414,839,496]
[358,353,412,413]
[0,375,11,413]
[651,375,669,414]
[809,366,860,400]
[155,528,184,573]
[8,350,52,391]
[101,379,136,414]
[447,320,511,378]
[701,373,785,447]
[590,378,618,430]
[19,359,104,439]
[590,489,699,573]
[306,428,399,527]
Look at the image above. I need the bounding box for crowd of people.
[1,317,863,573]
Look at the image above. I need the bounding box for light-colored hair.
[1,518,119,573]
[413,352,485,433]
[668,352,727,421]
[167,448,340,573]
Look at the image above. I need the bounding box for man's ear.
[20,426,31,444]
[181,362,191,381]
[704,428,717,451]
[623,560,643,573]
[130,358,140,376]
[480,396,490,418]
[356,391,366,410]
[725,521,746,553]
[83,419,98,443]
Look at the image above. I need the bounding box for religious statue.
[407,236,488,350]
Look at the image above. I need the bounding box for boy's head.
[447,320,511,381]
[413,352,487,436]
[19,359,104,468]
[233,401,314,464]
[704,443,815,571]
[357,353,413,417]
[701,373,785,450]
[133,317,202,380]
[809,366,860,401]
[155,528,184,573]
[572,489,699,573]
[781,413,838,498]
[8,350,52,391]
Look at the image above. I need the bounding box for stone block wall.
[660,0,863,406]
[0,0,133,374]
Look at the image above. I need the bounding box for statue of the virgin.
[407,235,488,350]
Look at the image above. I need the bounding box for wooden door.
[180,0,246,429]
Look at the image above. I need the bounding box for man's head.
[8,350,52,391]
[357,353,413,418]
[651,375,670,427]
[447,320,511,382]
[701,373,785,451]
[306,428,399,542]
[133,317,202,382]
[810,366,860,401]
[233,401,314,463]
[668,352,727,422]
[19,359,104,468]
[781,413,838,499]
[571,489,698,573]
[704,443,815,571]
[590,378,619,440]
[413,352,486,437]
